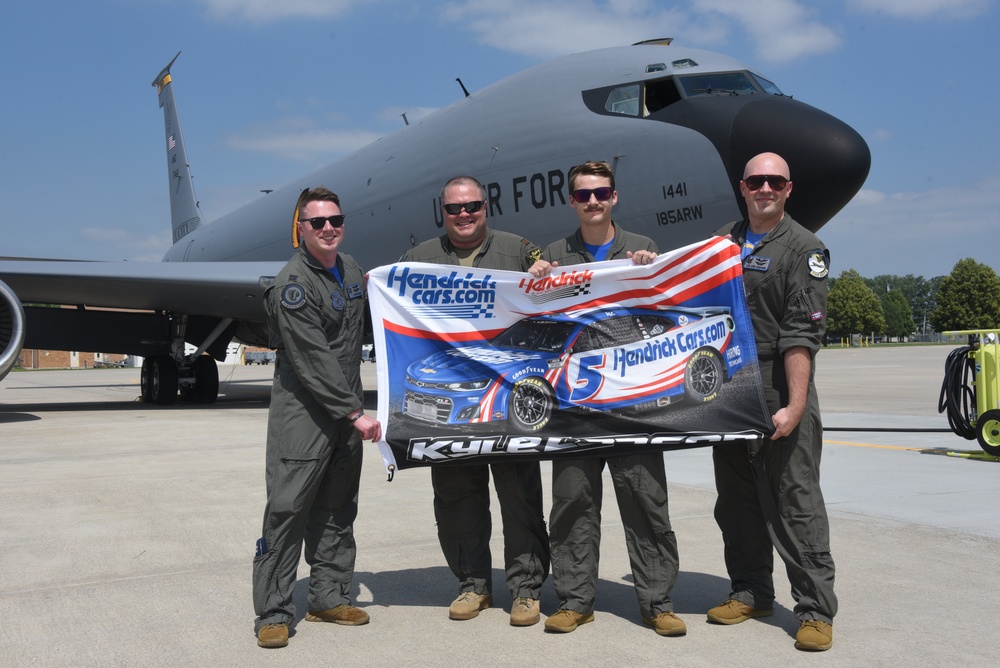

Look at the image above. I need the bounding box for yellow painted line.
[824,439,923,451]
[825,438,1000,461]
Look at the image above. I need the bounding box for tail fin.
[152,52,203,244]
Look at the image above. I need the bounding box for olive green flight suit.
[712,214,837,623]
[401,228,551,600]
[252,247,367,632]
[544,223,681,619]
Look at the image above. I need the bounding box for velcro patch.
[744,256,771,272]
[807,250,829,278]
[810,311,824,321]
[280,283,306,310]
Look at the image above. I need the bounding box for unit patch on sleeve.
[280,283,306,310]
[807,250,829,278]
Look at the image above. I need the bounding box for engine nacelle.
[0,279,26,381]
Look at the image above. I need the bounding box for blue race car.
[402,305,746,433]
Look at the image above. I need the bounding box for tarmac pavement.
[1,344,998,666]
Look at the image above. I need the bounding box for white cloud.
[439,1,719,59]
[693,0,841,62]
[440,0,839,63]
[196,0,377,22]
[820,174,1000,278]
[227,127,383,161]
[847,0,990,19]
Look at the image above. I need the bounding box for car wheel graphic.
[684,349,723,402]
[509,377,554,433]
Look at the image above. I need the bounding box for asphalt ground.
[2,344,998,667]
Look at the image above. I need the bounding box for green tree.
[865,274,939,332]
[827,269,886,339]
[929,259,1000,332]
[881,289,915,340]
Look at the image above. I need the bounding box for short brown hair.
[568,161,615,192]
[295,186,341,216]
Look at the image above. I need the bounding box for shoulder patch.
[280,283,307,310]
[807,250,829,279]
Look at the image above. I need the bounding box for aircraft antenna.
[456,78,471,98]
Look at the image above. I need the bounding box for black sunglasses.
[743,175,789,192]
[300,215,345,230]
[570,187,613,203]
[442,200,485,215]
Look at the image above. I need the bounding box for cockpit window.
[678,71,759,97]
[605,84,641,116]
[751,73,783,95]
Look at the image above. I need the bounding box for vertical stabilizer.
[152,53,202,244]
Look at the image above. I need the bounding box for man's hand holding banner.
[368,236,772,474]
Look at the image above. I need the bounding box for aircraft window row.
[599,70,783,119]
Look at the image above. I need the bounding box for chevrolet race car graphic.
[402,305,746,434]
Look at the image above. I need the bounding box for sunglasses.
[743,175,789,191]
[442,200,485,215]
[570,187,613,203]
[300,215,345,230]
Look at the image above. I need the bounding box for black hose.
[937,343,977,440]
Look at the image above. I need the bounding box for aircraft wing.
[0,259,285,322]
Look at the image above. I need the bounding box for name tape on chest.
[743,256,771,272]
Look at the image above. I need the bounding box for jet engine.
[0,279,26,381]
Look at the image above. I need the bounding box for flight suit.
[401,228,551,600]
[712,213,837,623]
[544,223,681,619]
[252,247,367,632]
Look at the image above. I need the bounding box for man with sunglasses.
[253,187,382,648]
[708,152,836,651]
[400,175,550,627]
[527,160,686,638]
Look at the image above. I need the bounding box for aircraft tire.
[976,409,1000,456]
[191,356,219,404]
[150,355,178,405]
[684,348,724,403]
[140,357,155,402]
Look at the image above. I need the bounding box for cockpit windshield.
[594,70,783,119]
[678,71,765,97]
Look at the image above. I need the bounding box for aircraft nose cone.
[729,96,871,232]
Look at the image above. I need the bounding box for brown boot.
[509,597,541,626]
[707,599,773,625]
[643,611,687,636]
[305,604,370,625]
[543,609,594,633]
[256,623,288,648]
[449,592,492,620]
[795,620,833,651]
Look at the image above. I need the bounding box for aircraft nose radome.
[729,96,871,232]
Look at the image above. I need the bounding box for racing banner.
[368,236,772,473]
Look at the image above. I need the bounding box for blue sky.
[2,0,997,279]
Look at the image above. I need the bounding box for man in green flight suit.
[708,152,836,652]
[253,187,382,649]
[401,175,550,627]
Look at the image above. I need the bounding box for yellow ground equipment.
[939,329,1000,456]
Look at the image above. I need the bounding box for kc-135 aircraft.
[0,39,870,403]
